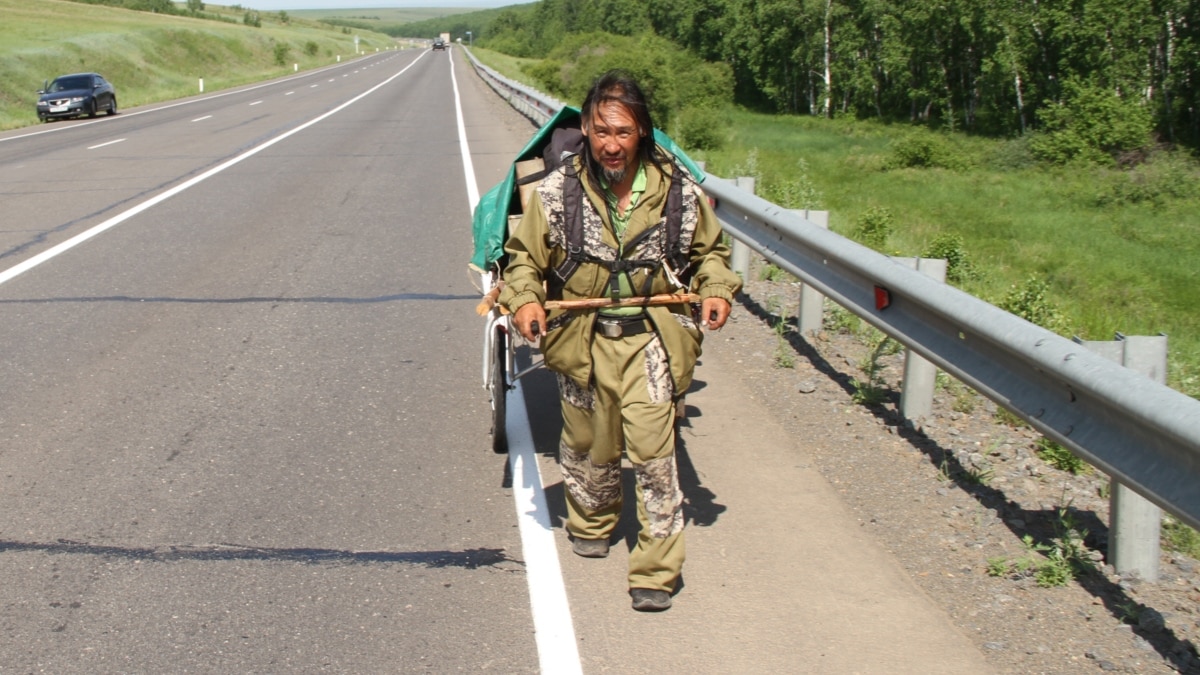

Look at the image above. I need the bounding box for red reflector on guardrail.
[874,286,891,310]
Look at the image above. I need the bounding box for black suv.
[432,37,446,50]
[37,72,117,122]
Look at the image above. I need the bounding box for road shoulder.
[540,328,992,673]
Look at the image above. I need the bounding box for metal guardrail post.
[1078,334,1166,581]
[793,210,829,336]
[730,178,754,279]
[893,257,947,425]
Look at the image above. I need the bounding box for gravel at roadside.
[719,269,1200,674]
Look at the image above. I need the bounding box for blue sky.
[248,1,528,9]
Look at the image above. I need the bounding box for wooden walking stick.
[546,293,700,310]
[477,288,698,316]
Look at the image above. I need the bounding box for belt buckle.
[597,319,623,338]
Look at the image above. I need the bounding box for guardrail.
[460,49,1200,539]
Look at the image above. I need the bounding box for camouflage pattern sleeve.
[499,192,551,313]
[687,186,743,303]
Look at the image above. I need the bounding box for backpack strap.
[663,167,687,276]
[549,165,587,295]
[550,162,688,296]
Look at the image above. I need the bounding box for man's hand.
[701,297,732,330]
[513,302,547,341]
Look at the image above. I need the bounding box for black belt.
[594,315,652,338]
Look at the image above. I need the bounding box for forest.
[418,0,1200,162]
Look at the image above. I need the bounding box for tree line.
[457,0,1200,161]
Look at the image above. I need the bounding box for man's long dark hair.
[579,71,667,189]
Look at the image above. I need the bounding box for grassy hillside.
[291,6,504,42]
[290,7,478,35]
[722,123,1200,399]
[703,110,1197,372]
[0,0,397,130]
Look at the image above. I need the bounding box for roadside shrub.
[273,42,290,66]
[989,525,1093,588]
[526,32,732,129]
[989,136,1037,170]
[304,41,320,57]
[921,233,977,284]
[762,159,822,210]
[997,275,1070,335]
[1094,151,1199,206]
[851,206,894,251]
[727,148,762,183]
[885,130,972,170]
[674,105,728,151]
[1029,79,1153,166]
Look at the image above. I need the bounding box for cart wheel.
[489,327,509,454]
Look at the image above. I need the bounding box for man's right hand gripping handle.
[514,303,547,341]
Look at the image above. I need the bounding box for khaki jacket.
[500,154,742,394]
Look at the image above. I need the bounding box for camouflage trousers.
[558,331,686,592]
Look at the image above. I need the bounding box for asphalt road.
[0,46,996,673]
[0,48,538,672]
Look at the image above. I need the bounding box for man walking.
[500,71,741,611]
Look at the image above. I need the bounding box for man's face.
[584,100,643,186]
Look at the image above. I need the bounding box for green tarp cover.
[469,106,705,271]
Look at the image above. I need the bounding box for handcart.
[469,107,707,455]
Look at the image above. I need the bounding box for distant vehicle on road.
[36,72,117,122]
[432,37,446,50]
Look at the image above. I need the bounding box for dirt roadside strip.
[537,327,992,673]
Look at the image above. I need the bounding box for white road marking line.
[451,59,480,212]
[285,92,294,96]
[192,115,213,122]
[0,53,428,288]
[87,138,125,149]
[507,381,584,675]
[249,101,263,106]
[449,51,582,674]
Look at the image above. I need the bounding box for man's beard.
[602,164,627,185]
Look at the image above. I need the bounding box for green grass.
[1163,515,1200,558]
[1035,437,1093,475]
[691,109,1200,397]
[467,46,544,89]
[0,0,398,130]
